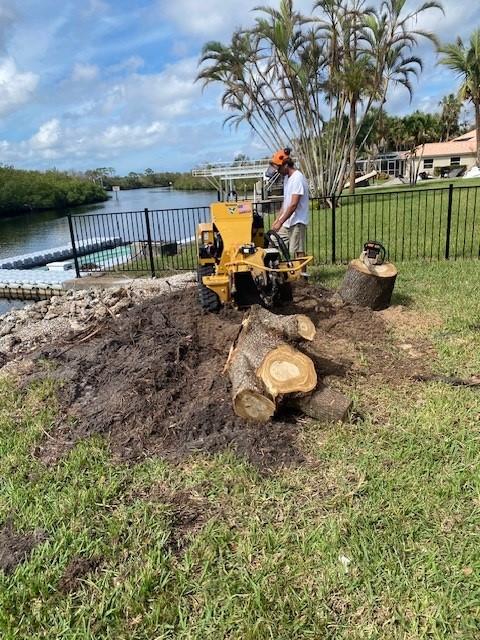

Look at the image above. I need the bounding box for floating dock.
[0,268,68,300]
[0,237,123,270]
[0,237,125,301]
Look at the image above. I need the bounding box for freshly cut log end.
[234,389,276,422]
[288,384,352,423]
[339,258,398,310]
[257,344,317,396]
[296,316,316,341]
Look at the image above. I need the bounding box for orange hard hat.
[270,148,291,166]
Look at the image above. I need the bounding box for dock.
[0,237,123,270]
[0,268,67,300]
[0,236,124,302]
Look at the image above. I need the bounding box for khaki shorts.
[279,223,306,257]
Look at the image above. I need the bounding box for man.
[269,149,309,272]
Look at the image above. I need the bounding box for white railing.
[192,158,270,179]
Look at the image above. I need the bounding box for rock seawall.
[0,273,195,362]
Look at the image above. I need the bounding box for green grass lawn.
[362,176,480,193]
[261,182,480,265]
[1,263,479,640]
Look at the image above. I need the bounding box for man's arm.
[271,194,300,231]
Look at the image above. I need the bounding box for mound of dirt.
[0,521,47,574]
[28,283,430,470]
[33,288,302,469]
[58,556,101,593]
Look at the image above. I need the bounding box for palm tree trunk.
[349,98,357,195]
[475,100,480,166]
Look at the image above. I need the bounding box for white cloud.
[100,57,200,119]
[4,117,168,163]
[99,121,167,149]
[411,0,479,43]
[30,119,61,149]
[158,0,323,39]
[0,57,38,116]
[71,62,100,82]
[8,8,71,73]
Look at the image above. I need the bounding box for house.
[409,129,478,178]
[356,152,408,177]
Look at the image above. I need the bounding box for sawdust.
[379,305,442,337]
[30,288,303,469]
[22,283,432,470]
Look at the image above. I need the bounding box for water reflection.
[0,299,31,315]
[0,188,215,259]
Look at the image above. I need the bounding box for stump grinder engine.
[196,201,312,311]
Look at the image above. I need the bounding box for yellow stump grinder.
[196,201,312,311]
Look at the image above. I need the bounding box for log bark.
[229,353,276,422]
[287,384,352,423]
[339,259,398,310]
[413,374,480,389]
[247,305,316,341]
[226,305,317,422]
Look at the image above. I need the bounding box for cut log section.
[257,345,317,397]
[226,305,317,422]
[230,354,276,421]
[287,384,353,423]
[249,306,316,341]
[339,258,398,310]
[226,305,354,424]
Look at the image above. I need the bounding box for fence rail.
[68,183,480,277]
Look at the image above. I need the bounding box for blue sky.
[0,0,478,175]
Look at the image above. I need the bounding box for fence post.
[331,195,336,263]
[67,214,81,278]
[144,208,156,277]
[445,183,454,260]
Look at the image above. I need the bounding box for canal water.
[0,188,215,315]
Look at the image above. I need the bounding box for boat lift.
[192,158,281,201]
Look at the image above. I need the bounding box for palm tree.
[315,0,443,193]
[196,0,443,198]
[438,29,480,165]
[402,111,442,183]
[439,94,462,141]
[313,0,377,193]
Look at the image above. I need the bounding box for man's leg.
[289,224,308,274]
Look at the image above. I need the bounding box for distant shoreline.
[0,196,108,219]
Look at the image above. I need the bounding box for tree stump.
[339,259,398,310]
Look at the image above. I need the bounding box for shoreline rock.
[0,273,195,363]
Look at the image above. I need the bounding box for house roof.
[415,129,477,158]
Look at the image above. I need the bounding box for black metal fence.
[68,183,480,277]
[68,206,210,277]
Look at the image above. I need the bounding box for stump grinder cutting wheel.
[196,201,313,310]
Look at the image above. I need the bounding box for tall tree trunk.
[349,98,357,195]
[475,100,480,167]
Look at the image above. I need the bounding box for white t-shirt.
[282,169,309,228]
